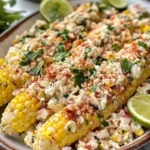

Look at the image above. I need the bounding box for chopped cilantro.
[19,49,44,66]
[138,12,150,20]
[57,29,69,40]
[70,67,88,87]
[38,24,49,30]
[31,136,35,143]
[54,43,66,62]
[102,121,109,127]
[138,41,148,49]
[100,40,104,47]
[94,57,107,66]
[121,59,134,73]
[84,47,91,60]
[97,114,104,119]
[85,119,89,125]
[63,94,69,98]
[80,18,87,27]
[29,61,44,77]
[94,135,100,141]
[90,85,98,92]
[106,24,114,31]
[67,127,71,132]
[89,68,96,76]
[111,43,122,51]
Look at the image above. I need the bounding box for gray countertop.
[4,0,150,150]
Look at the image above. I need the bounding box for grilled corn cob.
[32,31,150,150]
[0,3,117,107]
[1,5,150,136]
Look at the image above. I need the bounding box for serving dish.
[0,0,150,150]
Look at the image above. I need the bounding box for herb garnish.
[138,41,148,49]
[19,49,44,66]
[106,24,114,31]
[54,43,66,62]
[94,57,107,66]
[101,121,109,127]
[90,85,98,92]
[29,61,44,77]
[111,43,122,51]
[121,59,134,73]
[70,67,88,87]
[84,47,91,60]
[57,29,69,40]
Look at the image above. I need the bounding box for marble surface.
[4,0,150,150]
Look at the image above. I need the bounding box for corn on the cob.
[32,31,150,149]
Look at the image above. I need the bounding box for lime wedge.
[40,0,73,22]
[127,94,150,128]
[103,0,128,9]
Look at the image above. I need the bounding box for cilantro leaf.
[19,49,44,66]
[29,61,44,77]
[121,59,134,73]
[84,47,91,60]
[138,41,148,49]
[94,57,107,66]
[111,43,122,51]
[90,85,98,92]
[54,43,66,62]
[57,29,69,40]
[106,24,114,31]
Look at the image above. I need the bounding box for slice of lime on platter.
[40,0,73,22]
[103,0,128,9]
[127,94,150,128]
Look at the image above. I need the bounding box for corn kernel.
[135,129,144,136]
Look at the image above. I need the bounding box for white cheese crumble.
[64,120,77,133]
[131,64,142,79]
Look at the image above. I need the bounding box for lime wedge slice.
[40,0,73,22]
[103,0,128,9]
[127,94,150,128]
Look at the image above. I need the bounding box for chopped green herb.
[90,85,98,92]
[138,41,148,49]
[102,121,109,127]
[63,94,69,98]
[121,59,134,73]
[94,57,107,66]
[89,68,96,76]
[67,127,71,132]
[54,43,66,62]
[100,40,104,47]
[94,135,100,141]
[19,49,44,66]
[106,24,114,31]
[122,130,126,134]
[38,24,49,30]
[79,34,83,39]
[84,47,91,60]
[85,119,89,125]
[111,43,122,51]
[138,12,150,20]
[29,61,44,77]
[31,136,35,143]
[97,114,104,119]
[92,105,99,110]
[57,29,69,40]
[80,18,87,27]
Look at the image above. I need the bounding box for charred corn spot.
[0,75,15,106]
[135,129,144,136]
[0,58,5,65]
[10,91,40,133]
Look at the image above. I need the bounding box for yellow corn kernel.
[142,26,150,33]
[111,134,119,143]
[86,90,91,95]
[135,129,144,136]
[0,58,5,65]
